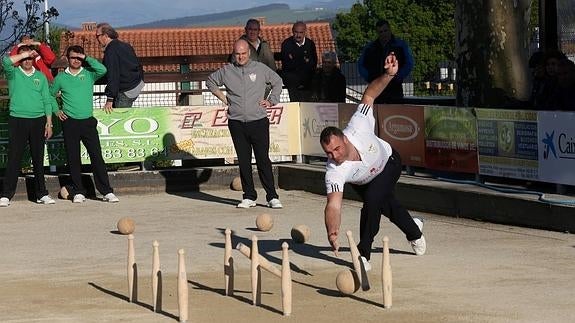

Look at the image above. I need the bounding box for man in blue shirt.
[358,20,414,104]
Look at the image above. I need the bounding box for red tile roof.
[59,22,336,73]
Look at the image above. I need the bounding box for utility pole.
[44,0,50,43]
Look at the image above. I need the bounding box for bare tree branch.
[0,0,59,55]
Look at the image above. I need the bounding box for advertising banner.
[0,104,300,167]
[476,109,539,180]
[424,106,478,173]
[338,103,365,130]
[377,104,425,167]
[299,103,339,157]
[538,111,575,185]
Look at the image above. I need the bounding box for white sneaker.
[37,195,56,204]
[413,217,424,233]
[410,217,426,256]
[237,199,256,208]
[73,194,86,203]
[0,197,10,207]
[103,193,119,203]
[360,256,372,272]
[267,198,283,209]
[410,236,427,256]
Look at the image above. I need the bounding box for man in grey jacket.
[207,39,284,209]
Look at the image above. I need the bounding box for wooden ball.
[230,176,242,191]
[117,217,135,235]
[335,269,360,295]
[59,186,69,199]
[256,213,273,232]
[290,224,311,243]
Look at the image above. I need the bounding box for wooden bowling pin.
[382,236,392,308]
[251,235,261,306]
[235,242,282,278]
[224,228,234,296]
[346,230,370,291]
[152,240,161,312]
[281,242,292,316]
[127,234,137,302]
[177,249,188,322]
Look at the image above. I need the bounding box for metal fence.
[558,0,575,59]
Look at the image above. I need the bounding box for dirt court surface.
[1,189,574,323]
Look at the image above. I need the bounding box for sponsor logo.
[542,130,575,160]
[181,112,203,129]
[302,118,335,138]
[249,73,256,82]
[212,106,283,127]
[382,115,419,141]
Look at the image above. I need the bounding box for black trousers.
[351,149,422,260]
[1,116,49,200]
[374,80,404,104]
[62,117,113,196]
[228,118,278,202]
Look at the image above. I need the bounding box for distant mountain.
[302,0,357,10]
[124,3,349,29]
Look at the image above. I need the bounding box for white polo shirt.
[325,104,392,194]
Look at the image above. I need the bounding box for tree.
[333,0,455,84]
[455,0,532,107]
[0,0,59,55]
[34,24,71,56]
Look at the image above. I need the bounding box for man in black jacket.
[280,21,317,102]
[96,23,144,112]
[358,20,414,104]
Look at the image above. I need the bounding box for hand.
[19,36,32,46]
[104,101,114,114]
[28,50,40,59]
[44,125,53,139]
[328,232,340,257]
[384,52,399,76]
[259,99,272,108]
[57,110,68,121]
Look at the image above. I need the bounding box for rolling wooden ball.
[117,217,135,235]
[256,213,274,232]
[335,269,360,295]
[59,186,69,200]
[230,176,242,191]
[290,224,311,243]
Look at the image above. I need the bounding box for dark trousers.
[62,117,113,196]
[228,118,278,202]
[113,92,137,108]
[287,87,312,102]
[374,80,404,104]
[1,116,49,200]
[283,71,313,102]
[351,149,421,260]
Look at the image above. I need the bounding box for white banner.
[538,111,575,185]
[299,103,339,157]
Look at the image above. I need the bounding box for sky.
[48,0,327,28]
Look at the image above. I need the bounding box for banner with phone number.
[0,104,300,167]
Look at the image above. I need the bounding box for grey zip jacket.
[207,60,283,122]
